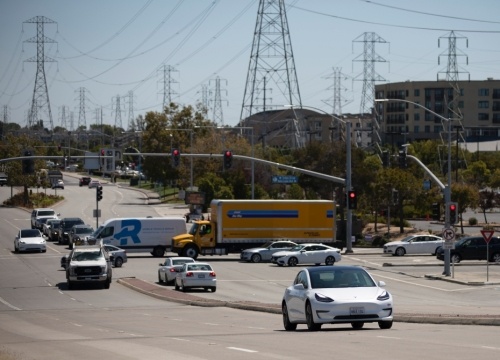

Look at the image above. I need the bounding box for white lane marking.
[377,335,401,340]
[0,296,22,310]
[227,347,258,353]
[172,338,190,342]
[203,323,219,326]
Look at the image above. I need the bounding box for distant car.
[52,179,64,189]
[31,208,58,229]
[35,215,59,231]
[47,219,62,241]
[65,164,78,171]
[158,257,196,285]
[42,218,60,237]
[0,173,7,186]
[383,234,444,256]
[436,235,500,263]
[104,244,127,267]
[282,265,394,331]
[240,240,298,263]
[271,243,342,267]
[68,224,94,249]
[79,176,91,186]
[57,217,85,245]
[14,229,46,253]
[174,262,216,292]
[88,180,101,188]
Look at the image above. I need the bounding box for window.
[478,113,489,121]
[478,101,489,109]
[479,88,490,96]
[414,125,419,133]
[414,89,420,97]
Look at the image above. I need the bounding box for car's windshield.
[21,229,40,238]
[261,241,274,248]
[64,220,83,229]
[38,210,55,217]
[72,250,102,261]
[309,269,376,289]
[76,227,93,234]
[289,245,306,251]
[189,223,199,236]
[400,236,414,243]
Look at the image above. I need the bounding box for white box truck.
[90,217,186,257]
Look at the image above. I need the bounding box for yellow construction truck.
[171,199,338,259]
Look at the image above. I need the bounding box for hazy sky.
[1,0,500,129]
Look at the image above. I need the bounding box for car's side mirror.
[378,281,386,287]
[293,283,305,290]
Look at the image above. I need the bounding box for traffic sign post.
[481,229,495,282]
[442,228,455,250]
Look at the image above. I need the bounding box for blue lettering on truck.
[226,210,298,218]
[114,219,142,246]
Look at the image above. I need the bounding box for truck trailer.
[172,199,337,259]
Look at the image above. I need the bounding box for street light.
[284,105,353,253]
[375,98,453,276]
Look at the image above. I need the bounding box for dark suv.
[79,177,91,186]
[436,236,500,263]
[57,217,84,245]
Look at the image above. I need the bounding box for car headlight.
[377,291,390,301]
[315,293,334,303]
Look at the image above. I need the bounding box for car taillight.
[209,271,216,277]
[169,268,176,273]
[186,272,194,277]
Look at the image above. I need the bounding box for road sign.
[442,228,455,241]
[272,175,298,184]
[480,229,495,244]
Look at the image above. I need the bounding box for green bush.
[468,217,478,226]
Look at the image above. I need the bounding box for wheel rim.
[115,257,123,267]
[288,257,298,266]
[396,248,405,256]
[251,254,261,263]
[325,256,335,265]
[493,253,500,263]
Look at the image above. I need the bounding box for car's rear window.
[173,259,194,266]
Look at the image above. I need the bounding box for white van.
[90,217,186,257]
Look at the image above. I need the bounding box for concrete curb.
[117,277,500,326]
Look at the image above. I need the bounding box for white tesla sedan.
[14,229,46,253]
[282,265,393,331]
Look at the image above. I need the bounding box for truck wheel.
[183,245,199,259]
[151,246,165,257]
[67,281,74,290]
[104,278,111,289]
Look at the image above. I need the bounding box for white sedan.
[383,234,444,256]
[271,243,341,267]
[174,262,216,292]
[14,229,46,253]
[240,240,297,263]
[282,265,394,331]
[158,257,196,285]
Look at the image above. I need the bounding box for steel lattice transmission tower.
[112,95,123,130]
[59,105,68,129]
[353,32,388,115]
[24,16,57,130]
[76,87,88,130]
[127,91,135,130]
[241,0,302,120]
[210,76,228,126]
[158,65,178,110]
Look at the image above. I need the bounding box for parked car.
[383,234,444,256]
[79,176,91,186]
[240,240,298,263]
[174,262,216,292]
[42,218,60,237]
[88,180,101,188]
[0,172,8,186]
[271,243,342,267]
[104,244,127,267]
[31,208,58,229]
[282,265,394,331]
[436,236,500,263]
[68,224,94,249]
[14,229,46,253]
[158,257,196,285]
[52,179,64,189]
[47,219,62,241]
[57,217,85,245]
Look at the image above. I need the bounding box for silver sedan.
[174,262,216,292]
[158,257,196,285]
[240,240,297,263]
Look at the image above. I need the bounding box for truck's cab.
[172,220,215,258]
[65,242,112,290]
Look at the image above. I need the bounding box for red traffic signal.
[101,149,105,156]
[171,148,180,167]
[449,202,458,224]
[58,144,62,151]
[347,190,357,209]
[223,150,233,169]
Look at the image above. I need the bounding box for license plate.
[350,307,365,315]
[198,274,205,278]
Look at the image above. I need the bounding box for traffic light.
[223,150,233,169]
[101,149,105,156]
[449,202,458,224]
[432,202,440,221]
[58,144,62,151]
[398,150,407,169]
[171,148,180,167]
[96,186,103,202]
[382,151,389,167]
[347,190,357,210]
[22,150,34,174]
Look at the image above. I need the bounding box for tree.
[451,183,480,234]
[478,189,496,224]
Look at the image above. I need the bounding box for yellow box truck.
[171,199,337,259]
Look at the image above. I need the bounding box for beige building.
[375,79,500,145]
